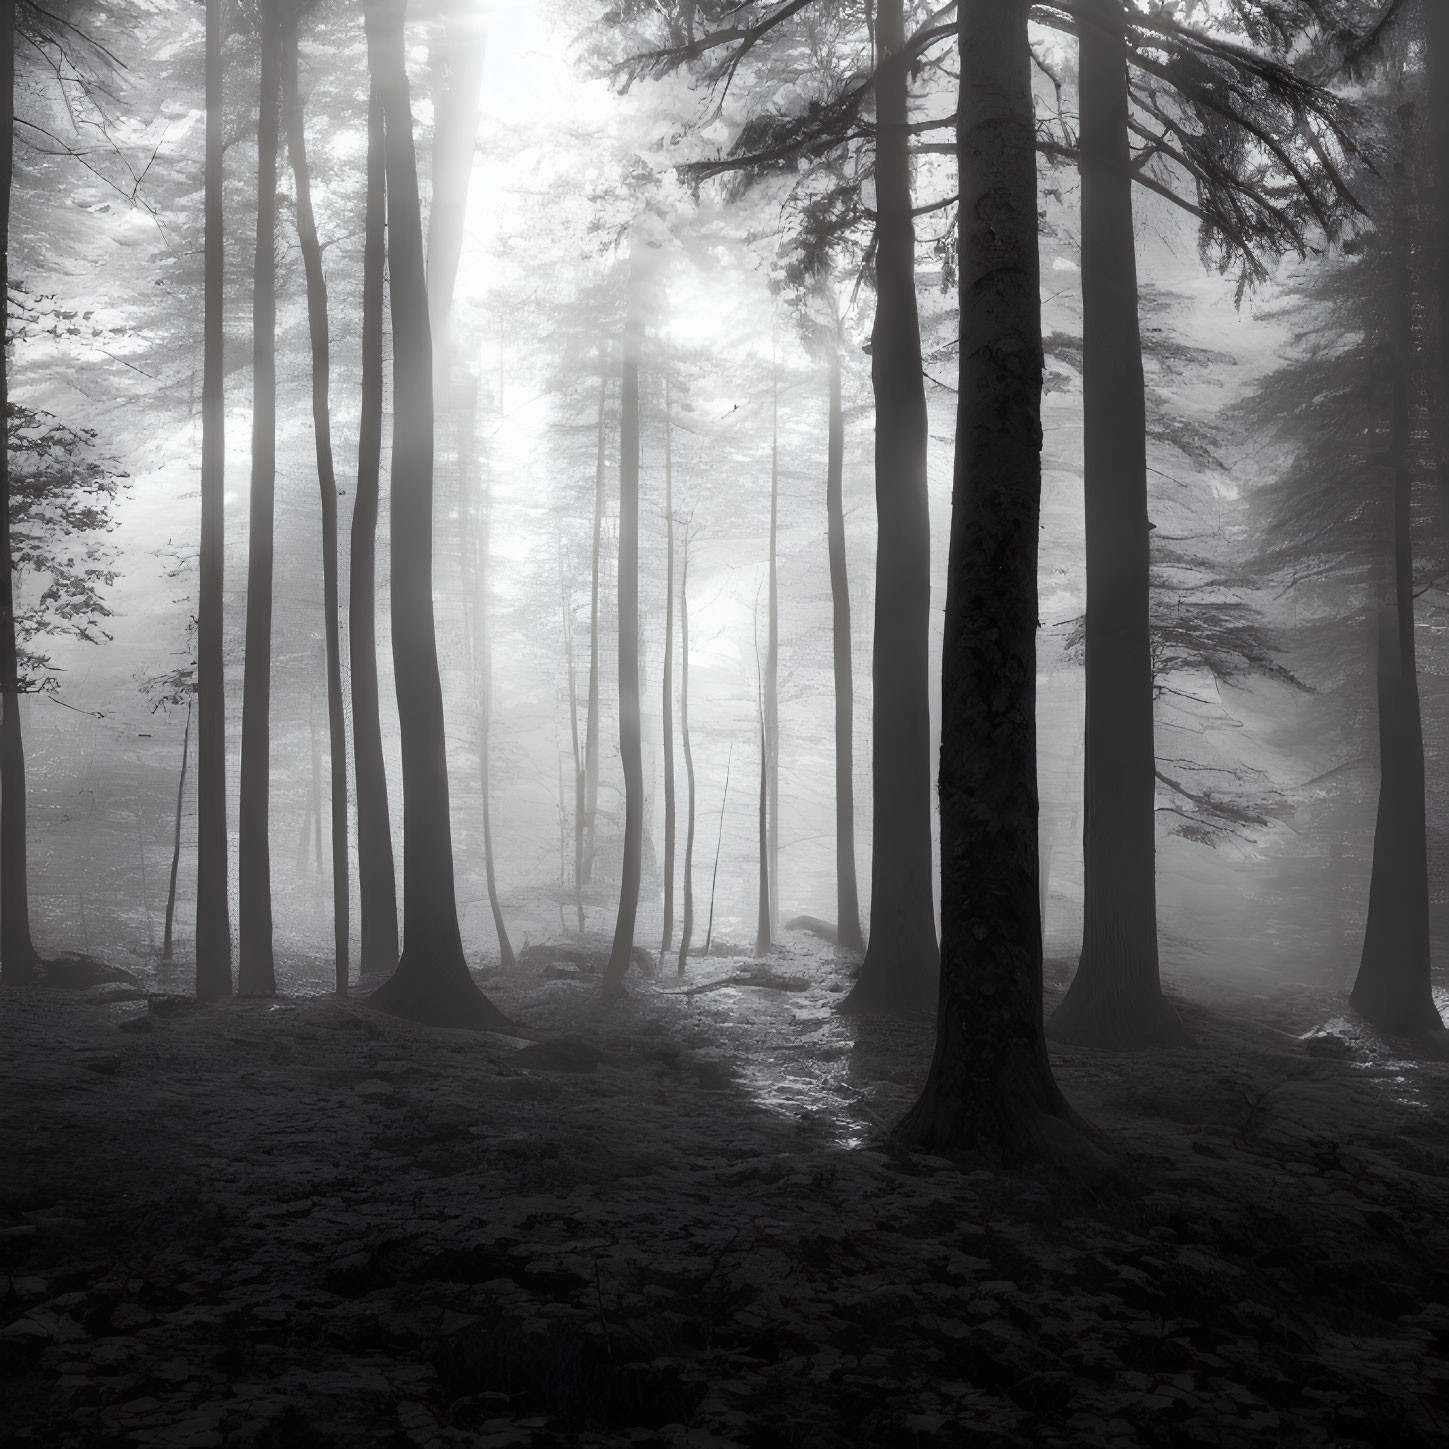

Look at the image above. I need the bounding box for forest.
[2,0,1448,1444]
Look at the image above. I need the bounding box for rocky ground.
[3,937,1448,1448]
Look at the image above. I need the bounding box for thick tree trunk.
[895,0,1083,1163]
[1049,0,1180,1047]
[0,0,38,984]
[677,538,695,975]
[845,0,938,1016]
[195,0,232,1000]
[284,26,350,994]
[237,0,282,996]
[754,712,771,957]
[825,302,864,954]
[603,261,646,995]
[363,0,510,1031]
[583,371,607,885]
[1351,137,1442,1036]
[660,378,676,960]
[162,703,192,963]
[349,81,400,979]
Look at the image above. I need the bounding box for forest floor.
[3,936,1449,1449]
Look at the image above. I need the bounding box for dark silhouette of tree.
[1047,0,1182,1047]
[283,13,349,995]
[842,0,938,1017]
[677,526,695,974]
[660,377,676,962]
[0,0,37,983]
[603,249,647,996]
[349,79,399,981]
[237,0,282,997]
[896,0,1082,1162]
[584,369,607,887]
[363,0,510,1031]
[195,0,231,1000]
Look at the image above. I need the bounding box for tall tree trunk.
[195,0,232,1000]
[0,0,38,984]
[1425,0,1449,507]
[363,0,510,1031]
[677,536,695,975]
[237,0,282,996]
[895,0,1082,1162]
[562,563,585,934]
[660,378,676,960]
[824,296,864,953]
[583,370,607,885]
[162,703,192,964]
[844,0,938,1016]
[766,361,779,937]
[284,27,350,993]
[425,0,485,371]
[754,710,771,957]
[1351,127,1442,1036]
[349,81,400,979]
[462,377,514,969]
[603,258,647,995]
[1048,0,1180,1046]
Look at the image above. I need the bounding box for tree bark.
[845,0,939,1016]
[1048,0,1180,1047]
[193,0,232,1000]
[349,80,400,979]
[363,0,510,1031]
[660,378,676,960]
[603,256,647,995]
[1351,128,1442,1036]
[677,536,695,975]
[562,563,585,934]
[767,362,779,937]
[895,0,1083,1163]
[284,23,350,994]
[583,370,607,885]
[162,703,192,963]
[237,0,282,996]
[1424,0,1449,507]
[825,299,864,954]
[0,0,39,985]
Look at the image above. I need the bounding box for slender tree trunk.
[1425,0,1449,505]
[704,742,732,955]
[0,0,38,984]
[195,0,232,1000]
[603,257,647,995]
[364,0,510,1030]
[754,711,771,957]
[845,0,939,1016]
[237,0,282,995]
[349,81,400,978]
[660,379,676,961]
[463,379,514,968]
[1351,129,1442,1036]
[162,703,192,963]
[1049,0,1180,1046]
[677,537,695,975]
[562,566,586,934]
[425,0,484,371]
[824,298,864,953]
[766,362,780,937]
[583,371,607,885]
[284,28,350,991]
[895,0,1083,1162]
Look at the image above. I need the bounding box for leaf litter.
[2,935,1447,1448]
